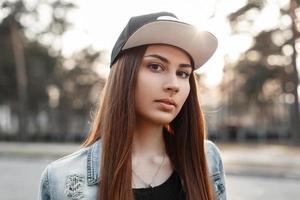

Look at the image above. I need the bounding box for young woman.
[38,12,226,200]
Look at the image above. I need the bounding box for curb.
[224,163,300,180]
[0,142,80,159]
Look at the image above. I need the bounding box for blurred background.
[0,0,300,199]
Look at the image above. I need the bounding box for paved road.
[0,156,299,200]
[0,156,52,200]
[226,174,300,200]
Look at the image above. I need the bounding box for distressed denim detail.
[64,174,85,200]
[212,172,225,199]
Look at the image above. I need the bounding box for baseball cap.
[110,12,218,69]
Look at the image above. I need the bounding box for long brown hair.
[82,45,215,200]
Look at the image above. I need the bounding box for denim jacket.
[38,140,226,200]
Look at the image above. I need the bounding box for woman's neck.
[133,121,165,157]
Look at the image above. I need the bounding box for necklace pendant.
[148,184,153,188]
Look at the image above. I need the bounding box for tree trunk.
[9,19,28,140]
[290,0,300,143]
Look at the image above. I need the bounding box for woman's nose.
[163,74,180,94]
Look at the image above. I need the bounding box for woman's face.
[134,44,193,125]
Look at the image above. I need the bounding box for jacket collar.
[87,139,101,186]
[85,139,188,190]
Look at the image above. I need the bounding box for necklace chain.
[132,152,166,188]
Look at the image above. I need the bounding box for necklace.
[132,152,166,188]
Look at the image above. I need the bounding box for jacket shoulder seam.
[47,147,89,168]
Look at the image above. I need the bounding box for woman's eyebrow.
[179,63,193,69]
[144,54,169,63]
[144,54,192,69]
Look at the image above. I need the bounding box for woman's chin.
[149,114,176,125]
[136,111,177,126]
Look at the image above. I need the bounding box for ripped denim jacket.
[38,140,226,200]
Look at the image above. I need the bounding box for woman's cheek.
[181,84,190,103]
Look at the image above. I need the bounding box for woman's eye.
[177,71,190,79]
[148,63,163,72]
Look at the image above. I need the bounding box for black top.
[133,170,186,200]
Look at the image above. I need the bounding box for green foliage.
[0,0,101,113]
[58,47,103,114]
[0,19,17,102]
[226,1,294,105]
[0,0,107,139]
[25,42,57,111]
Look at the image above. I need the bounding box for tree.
[0,0,76,139]
[224,0,300,141]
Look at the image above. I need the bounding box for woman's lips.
[155,99,176,106]
[155,99,176,111]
